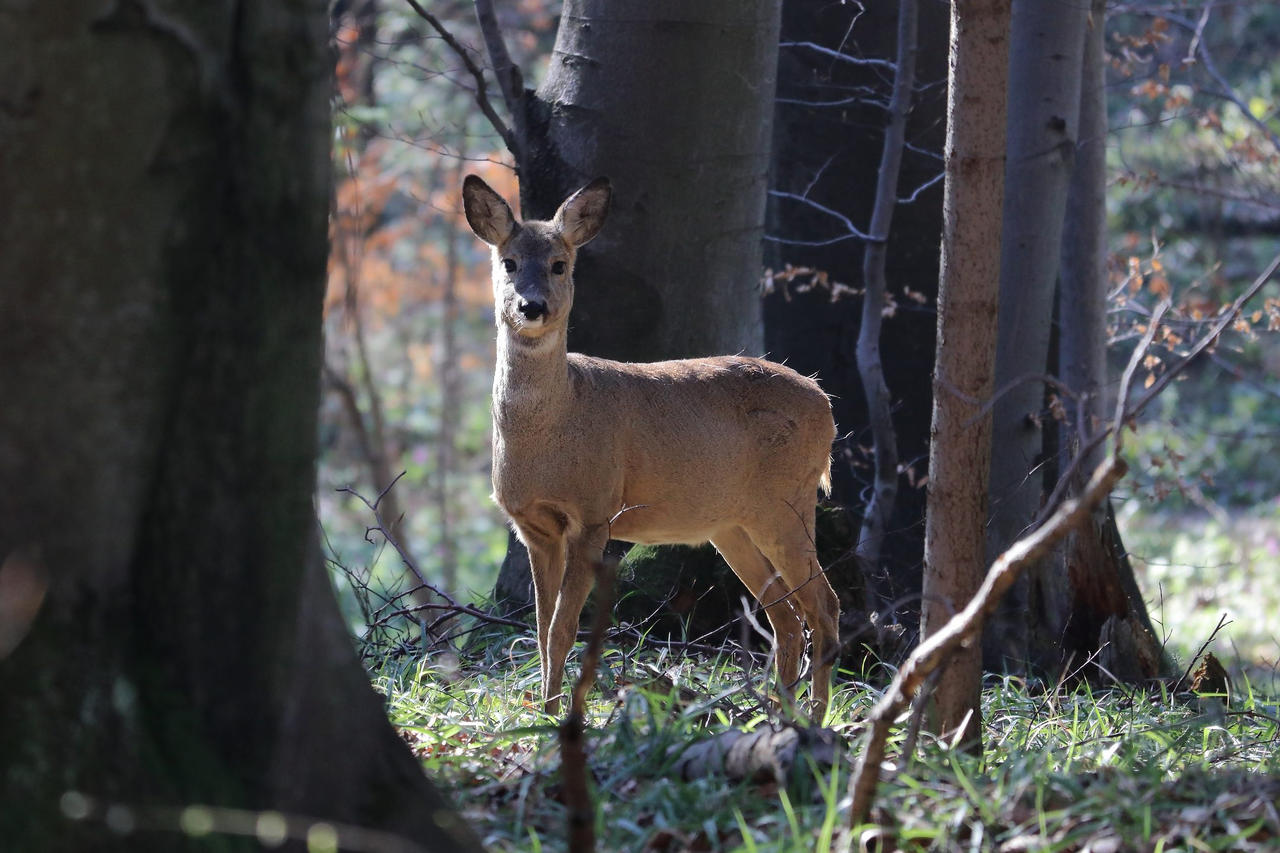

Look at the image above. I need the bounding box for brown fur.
[463,175,840,719]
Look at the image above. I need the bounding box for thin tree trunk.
[1059,0,1109,479]
[0,3,478,848]
[855,0,917,609]
[436,154,466,596]
[984,0,1089,670]
[765,0,951,621]
[920,0,1012,749]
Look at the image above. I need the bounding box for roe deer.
[463,175,840,719]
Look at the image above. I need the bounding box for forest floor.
[364,502,1280,850]
[380,638,1277,851]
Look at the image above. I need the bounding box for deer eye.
[551,260,567,275]
[502,258,517,274]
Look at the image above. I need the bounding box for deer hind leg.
[745,515,840,721]
[543,523,609,716]
[711,525,806,710]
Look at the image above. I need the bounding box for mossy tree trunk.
[0,3,478,849]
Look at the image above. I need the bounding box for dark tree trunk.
[1055,2,1169,681]
[764,0,950,626]
[0,3,478,850]
[984,0,1089,671]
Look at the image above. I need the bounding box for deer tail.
[819,455,832,497]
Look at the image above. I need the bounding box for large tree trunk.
[523,0,780,362]
[920,0,1012,749]
[490,1,784,611]
[984,0,1089,671]
[0,4,478,850]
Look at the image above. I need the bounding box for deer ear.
[553,177,611,248]
[462,175,517,245]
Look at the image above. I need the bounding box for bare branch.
[766,190,876,245]
[473,0,526,160]
[897,170,944,205]
[1040,247,1280,523]
[1166,10,1280,153]
[402,0,519,158]
[779,40,896,72]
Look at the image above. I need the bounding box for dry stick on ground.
[847,455,1127,829]
[560,560,617,853]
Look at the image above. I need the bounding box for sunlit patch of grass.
[374,631,1280,851]
[1120,499,1280,692]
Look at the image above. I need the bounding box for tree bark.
[0,3,478,850]
[920,0,1012,749]
[1056,1,1170,680]
[984,0,1089,671]
[526,0,782,362]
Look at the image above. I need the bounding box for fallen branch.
[848,455,1127,827]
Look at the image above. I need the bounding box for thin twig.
[402,0,518,157]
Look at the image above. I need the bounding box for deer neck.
[493,324,572,431]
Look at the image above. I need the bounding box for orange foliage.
[327,138,517,323]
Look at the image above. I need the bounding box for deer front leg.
[543,523,609,716]
[515,523,566,708]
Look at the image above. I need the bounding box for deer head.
[462,175,612,340]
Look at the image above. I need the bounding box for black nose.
[518,299,548,321]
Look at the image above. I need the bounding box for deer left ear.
[553,177,611,248]
[463,175,518,246]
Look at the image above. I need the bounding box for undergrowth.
[374,627,1280,852]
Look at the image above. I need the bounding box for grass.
[372,625,1280,852]
[1119,499,1280,693]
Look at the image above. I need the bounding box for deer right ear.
[462,175,517,245]
[554,177,612,248]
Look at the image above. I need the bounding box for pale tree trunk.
[486,0,783,609]
[0,3,478,850]
[921,0,1012,749]
[436,153,466,596]
[985,0,1089,671]
[854,0,917,606]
